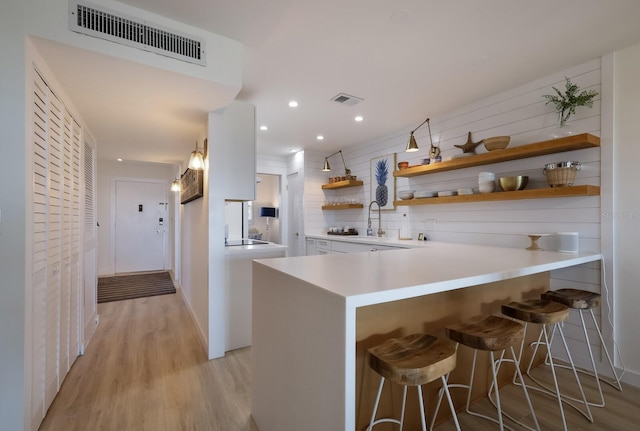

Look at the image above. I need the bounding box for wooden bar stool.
[541,288,622,407]
[432,315,539,431]
[502,299,593,431]
[366,333,460,431]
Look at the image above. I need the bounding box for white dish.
[398,190,415,200]
[415,191,437,198]
[457,188,475,195]
[438,190,458,197]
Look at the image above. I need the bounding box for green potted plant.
[543,77,598,128]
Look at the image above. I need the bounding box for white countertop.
[255,242,601,308]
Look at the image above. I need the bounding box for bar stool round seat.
[541,289,622,406]
[541,288,600,310]
[433,315,539,431]
[502,299,569,324]
[446,315,524,351]
[366,333,460,431]
[502,298,592,431]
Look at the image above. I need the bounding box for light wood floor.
[40,292,640,431]
[39,293,258,431]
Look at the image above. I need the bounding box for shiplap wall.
[303,58,610,372]
[307,58,602,248]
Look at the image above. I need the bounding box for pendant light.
[188,141,205,170]
[170,179,181,192]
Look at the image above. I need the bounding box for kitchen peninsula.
[251,241,601,431]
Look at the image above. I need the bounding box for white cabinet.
[331,240,403,253]
[306,237,317,255]
[316,239,332,254]
[306,237,407,255]
[218,101,256,201]
[225,246,287,351]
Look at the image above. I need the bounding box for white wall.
[96,160,176,276]
[307,60,602,249]
[1,3,29,429]
[179,155,211,355]
[613,42,640,385]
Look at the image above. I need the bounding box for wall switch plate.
[425,219,437,231]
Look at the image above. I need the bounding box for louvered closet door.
[45,92,63,408]
[69,118,81,363]
[31,72,49,425]
[59,109,73,379]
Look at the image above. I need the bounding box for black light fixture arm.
[323,149,351,175]
[411,117,430,134]
[406,117,435,153]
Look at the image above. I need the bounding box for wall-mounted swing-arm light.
[406,117,433,153]
[322,150,351,175]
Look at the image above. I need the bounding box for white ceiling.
[34,0,640,164]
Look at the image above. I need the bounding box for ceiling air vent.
[330,93,364,107]
[69,0,206,66]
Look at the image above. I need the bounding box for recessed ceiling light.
[316,135,324,140]
[289,148,300,153]
[117,158,123,162]
[355,116,363,122]
[288,100,298,108]
[259,125,268,131]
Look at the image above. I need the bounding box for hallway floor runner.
[98,271,176,303]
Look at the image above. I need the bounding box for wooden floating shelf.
[394,133,600,178]
[321,204,364,210]
[394,185,600,206]
[321,179,364,190]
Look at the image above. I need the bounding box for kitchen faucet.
[367,200,384,237]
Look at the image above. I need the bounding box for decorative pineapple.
[375,159,389,206]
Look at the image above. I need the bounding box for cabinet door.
[305,237,317,255]
[221,101,256,201]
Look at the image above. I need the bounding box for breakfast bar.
[250,242,601,431]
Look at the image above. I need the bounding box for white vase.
[548,123,577,139]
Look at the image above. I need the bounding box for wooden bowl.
[397,161,409,170]
[484,136,510,151]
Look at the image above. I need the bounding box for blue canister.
[421,158,430,165]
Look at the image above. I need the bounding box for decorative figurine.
[454,131,483,154]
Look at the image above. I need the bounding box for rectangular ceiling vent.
[69,0,206,66]
[330,93,364,107]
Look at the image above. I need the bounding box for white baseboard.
[174,281,209,355]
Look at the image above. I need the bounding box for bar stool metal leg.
[431,315,539,431]
[503,299,593,431]
[542,288,623,408]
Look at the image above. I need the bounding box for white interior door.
[286,172,304,256]
[115,180,167,273]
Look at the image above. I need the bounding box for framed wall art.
[370,153,396,210]
[180,168,204,204]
